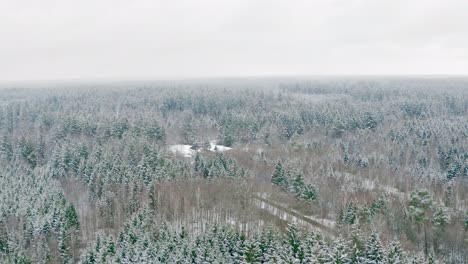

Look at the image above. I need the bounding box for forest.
[0,77,467,263]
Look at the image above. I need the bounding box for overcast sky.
[1,0,467,81]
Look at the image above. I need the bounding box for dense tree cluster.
[81,209,427,264]
[0,78,466,262]
[194,153,247,179]
[271,161,317,201]
[0,164,80,263]
[336,196,387,226]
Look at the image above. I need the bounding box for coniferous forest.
[0,77,467,263]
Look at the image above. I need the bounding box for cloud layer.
[1,0,467,81]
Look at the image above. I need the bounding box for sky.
[1,0,468,81]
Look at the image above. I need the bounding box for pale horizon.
[2,0,468,81]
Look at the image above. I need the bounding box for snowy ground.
[169,144,196,157]
[169,140,232,158]
[208,140,232,152]
[253,192,336,235]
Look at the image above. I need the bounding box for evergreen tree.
[244,239,261,264]
[300,184,317,201]
[148,186,157,214]
[182,114,196,145]
[427,251,437,264]
[291,171,305,196]
[19,138,37,168]
[350,242,365,264]
[0,219,8,254]
[271,161,287,189]
[432,204,450,233]
[285,224,302,259]
[58,226,70,264]
[330,236,350,264]
[464,211,468,232]
[64,204,80,230]
[223,129,234,147]
[344,202,358,225]
[365,233,385,264]
[194,153,203,173]
[409,189,433,258]
[0,136,13,161]
[432,204,450,253]
[386,240,405,264]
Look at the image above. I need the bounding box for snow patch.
[169,141,231,157]
[208,141,232,152]
[169,144,196,158]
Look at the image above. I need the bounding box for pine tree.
[365,233,385,263]
[464,211,468,232]
[359,206,372,224]
[432,204,450,233]
[182,114,196,145]
[300,184,317,201]
[64,203,80,230]
[81,242,97,264]
[337,207,345,225]
[148,186,157,214]
[409,189,433,258]
[0,136,13,161]
[350,242,365,264]
[432,204,450,253]
[291,171,305,196]
[0,219,8,254]
[194,153,203,173]
[344,202,358,225]
[314,238,332,264]
[330,236,350,264]
[223,129,234,147]
[271,161,287,189]
[58,226,70,264]
[427,251,437,264]
[244,239,261,264]
[19,138,37,168]
[386,240,405,264]
[232,233,246,263]
[286,224,302,259]
[257,229,276,263]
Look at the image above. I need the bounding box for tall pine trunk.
[424,223,428,259]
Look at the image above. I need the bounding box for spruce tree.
[432,204,450,233]
[291,171,305,196]
[271,161,287,189]
[386,240,405,264]
[64,204,79,230]
[194,153,203,173]
[58,226,70,264]
[286,224,302,259]
[244,240,261,264]
[365,233,385,264]
[148,186,157,214]
[330,236,350,264]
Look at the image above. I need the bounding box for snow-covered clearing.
[169,140,232,157]
[208,140,232,152]
[169,144,196,157]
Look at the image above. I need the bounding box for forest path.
[252,193,336,237]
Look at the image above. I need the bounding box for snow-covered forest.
[0,77,467,263]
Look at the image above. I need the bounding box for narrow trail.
[252,194,336,237]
